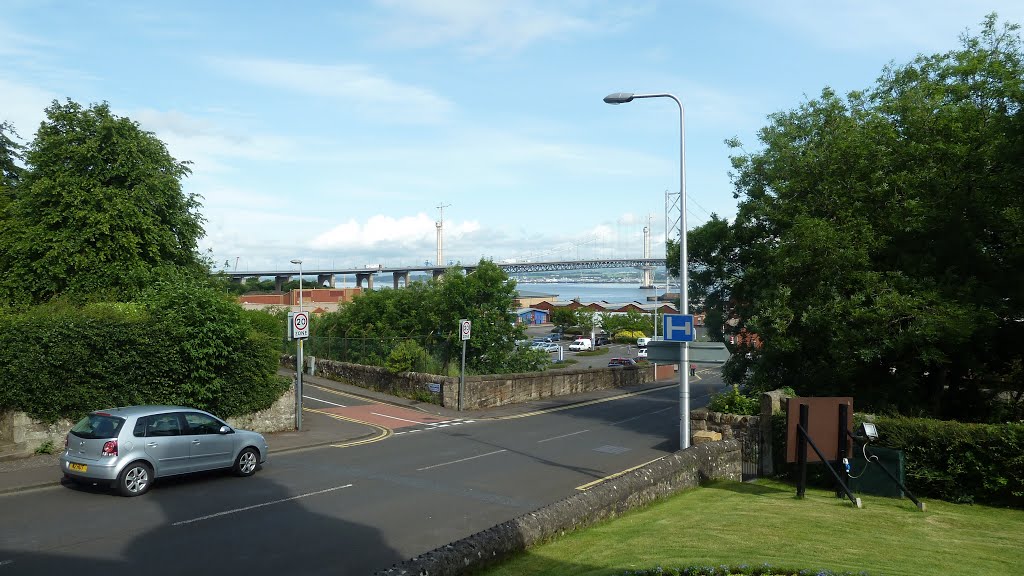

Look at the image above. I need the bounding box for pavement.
[0,368,679,496]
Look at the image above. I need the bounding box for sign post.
[459,319,471,411]
[291,311,309,430]
[662,314,695,448]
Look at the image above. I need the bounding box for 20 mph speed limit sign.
[460,319,471,341]
[292,311,309,339]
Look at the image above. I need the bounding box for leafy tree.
[314,260,545,375]
[602,310,655,338]
[719,14,1024,420]
[575,308,598,336]
[685,215,739,342]
[0,100,205,305]
[550,307,578,331]
[0,120,24,190]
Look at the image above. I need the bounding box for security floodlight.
[603,92,635,104]
[859,422,879,442]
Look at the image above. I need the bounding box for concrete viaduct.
[221,258,667,291]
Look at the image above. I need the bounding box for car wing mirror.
[219,425,234,434]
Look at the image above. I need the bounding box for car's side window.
[132,418,147,437]
[145,413,182,437]
[183,412,222,435]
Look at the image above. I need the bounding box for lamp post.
[604,91,690,449]
[290,258,303,431]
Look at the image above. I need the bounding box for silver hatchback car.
[60,405,269,496]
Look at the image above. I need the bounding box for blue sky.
[3,1,1022,273]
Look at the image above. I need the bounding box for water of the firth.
[515,282,678,304]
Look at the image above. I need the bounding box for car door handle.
[147,442,158,447]
[192,439,201,444]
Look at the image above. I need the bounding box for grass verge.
[475,478,1023,576]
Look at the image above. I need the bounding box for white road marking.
[417,449,507,471]
[612,406,673,426]
[0,560,13,568]
[172,484,354,526]
[538,429,590,443]
[303,395,347,408]
[370,412,427,425]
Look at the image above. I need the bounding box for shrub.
[769,405,1024,507]
[708,385,759,415]
[386,340,431,374]
[616,329,646,344]
[0,279,287,422]
[873,415,1024,507]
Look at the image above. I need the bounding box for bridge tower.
[436,203,450,266]
[641,216,654,288]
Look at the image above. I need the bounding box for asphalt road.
[0,370,726,576]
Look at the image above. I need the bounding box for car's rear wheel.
[232,447,259,477]
[116,462,153,497]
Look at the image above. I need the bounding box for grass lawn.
[476,479,1023,576]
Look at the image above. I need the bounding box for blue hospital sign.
[663,314,695,342]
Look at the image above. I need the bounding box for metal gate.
[740,428,763,481]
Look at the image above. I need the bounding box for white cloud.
[0,77,54,136]
[370,0,633,55]
[739,1,1024,55]
[129,107,298,172]
[211,58,453,124]
[310,213,481,252]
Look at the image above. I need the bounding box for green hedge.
[770,409,1024,507]
[0,280,288,423]
[873,415,1024,507]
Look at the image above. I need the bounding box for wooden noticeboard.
[785,397,853,463]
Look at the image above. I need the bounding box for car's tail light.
[101,440,118,457]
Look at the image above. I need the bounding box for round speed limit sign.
[459,319,471,341]
[292,311,309,339]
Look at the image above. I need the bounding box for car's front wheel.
[116,462,153,497]
[232,447,259,477]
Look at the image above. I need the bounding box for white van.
[569,338,593,351]
[637,337,651,347]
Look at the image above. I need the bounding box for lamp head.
[858,422,879,442]
[290,259,303,265]
[603,92,635,104]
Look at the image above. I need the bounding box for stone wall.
[690,408,760,442]
[461,366,654,410]
[0,385,296,458]
[226,381,296,433]
[0,412,75,455]
[376,440,741,576]
[289,355,657,410]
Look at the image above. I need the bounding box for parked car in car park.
[531,341,560,352]
[637,337,652,347]
[637,347,648,358]
[608,357,637,367]
[568,338,593,351]
[594,334,611,346]
[60,405,269,497]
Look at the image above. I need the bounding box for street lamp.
[290,258,303,431]
[290,259,303,313]
[605,91,691,449]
